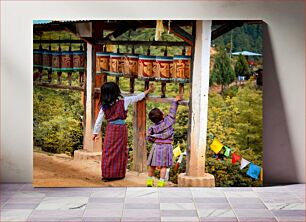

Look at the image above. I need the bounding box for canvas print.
[33,20,263,187]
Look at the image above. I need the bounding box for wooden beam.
[34,40,85,44]
[94,88,189,106]
[101,21,141,44]
[146,96,189,106]
[33,82,84,91]
[95,40,189,47]
[211,21,244,40]
[164,21,194,46]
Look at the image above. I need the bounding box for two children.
[93,82,182,187]
[92,82,155,181]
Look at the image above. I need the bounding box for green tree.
[210,47,235,92]
[234,54,250,77]
[231,81,262,152]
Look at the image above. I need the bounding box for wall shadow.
[263,22,298,185]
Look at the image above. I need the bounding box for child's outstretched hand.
[175,94,183,102]
[92,134,100,142]
[149,83,155,92]
[145,83,155,95]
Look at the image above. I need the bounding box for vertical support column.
[57,45,62,84]
[178,20,215,187]
[83,43,94,152]
[47,45,52,83]
[82,43,101,153]
[179,83,184,95]
[93,45,102,152]
[161,82,166,98]
[133,100,147,173]
[130,77,135,93]
[84,43,93,151]
[132,83,148,173]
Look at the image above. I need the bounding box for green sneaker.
[146,177,154,187]
[157,180,165,187]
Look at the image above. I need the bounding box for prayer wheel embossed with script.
[123,54,139,77]
[138,55,155,78]
[156,56,173,78]
[173,55,191,79]
[52,52,62,71]
[73,51,85,71]
[96,52,110,72]
[61,51,73,71]
[110,53,124,73]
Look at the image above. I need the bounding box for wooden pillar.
[132,83,147,173]
[133,101,147,173]
[179,83,184,95]
[130,77,135,93]
[178,20,215,187]
[161,82,166,98]
[93,45,103,152]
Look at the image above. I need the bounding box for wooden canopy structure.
[33,20,261,186]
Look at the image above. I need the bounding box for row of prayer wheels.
[33,50,85,71]
[96,52,191,79]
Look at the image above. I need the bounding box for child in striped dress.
[146,94,182,187]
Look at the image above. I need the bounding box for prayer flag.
[232,153,241,164]
[240,158,251,170]
[224,146,231,157]
[173,145,182,158]
[175,162,179,170]
[155,20,164,41]
[246,163,261,180]
[177,153,183,163]
[210,138,224,154]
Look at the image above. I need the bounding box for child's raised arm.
[123,84,155,110]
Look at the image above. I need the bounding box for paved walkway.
[1,184,305,222]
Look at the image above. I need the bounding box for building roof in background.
[232,51,262,56]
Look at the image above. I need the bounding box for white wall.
[1,1,305,184]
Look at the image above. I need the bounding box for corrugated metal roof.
[33,20,91,25]
[33,20,52,24]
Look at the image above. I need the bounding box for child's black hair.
[149,108,164,123]
[99,82,122,110]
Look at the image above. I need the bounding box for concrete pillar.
[178,20,215,187]
[74,43,101,161]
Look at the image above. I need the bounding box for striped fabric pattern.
[147,143,173,167]
[102,100,128,179]
[102,124,128,178]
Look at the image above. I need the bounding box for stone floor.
[0,184,305,222]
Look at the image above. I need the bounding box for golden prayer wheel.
[156,56,173,78]
[138,55,155,78]
[110,53,124,73]
[123,54,139,77]
[96,52,110,72]
[173,55,191,79]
